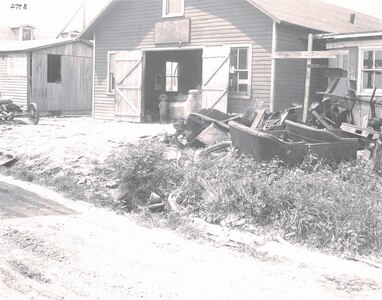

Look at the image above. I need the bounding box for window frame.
[162,0,184,18]
[21,28,33,41]
[358,47,382,96]
[165,61,179,92]
[228,44,252,99]
[107,51,116,95]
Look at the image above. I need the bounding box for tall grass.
[111,141,382,256]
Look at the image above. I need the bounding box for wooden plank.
[303,34,313,123]
[272,50,349,59]
[250,109,266,129]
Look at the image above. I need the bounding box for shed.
[0,39,93,115]
[78,0,382,122]
[315,31,382,126]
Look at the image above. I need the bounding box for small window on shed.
[47,54,61,83]
[22,28,32,41]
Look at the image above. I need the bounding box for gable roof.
[0,39,92,53]
[78,0,382,40]
[247,0,382,33]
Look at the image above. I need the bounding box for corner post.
[303,33,313,123]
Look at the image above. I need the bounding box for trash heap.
[170,68,382,170]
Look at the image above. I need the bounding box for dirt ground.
[0,117,382,299]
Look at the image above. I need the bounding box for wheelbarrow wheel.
[28,103,40,125]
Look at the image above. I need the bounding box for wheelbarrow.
[0,98,40,125]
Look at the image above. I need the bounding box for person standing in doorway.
[158,94,169,124]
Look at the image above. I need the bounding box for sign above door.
[154,18,190,44]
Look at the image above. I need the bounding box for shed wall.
[93,0,273,119]
[0,53,28,106]
[31,42,93,113]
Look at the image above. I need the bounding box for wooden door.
[114,50,143,122]
[202,46,230,113]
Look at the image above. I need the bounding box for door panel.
[114,50,143,122]
[202,46,230,113]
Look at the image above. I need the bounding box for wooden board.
[272,50,349,59]
[114,50,143,122]
[202,46,230,113]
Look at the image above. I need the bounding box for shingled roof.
[247,0,382,33]
[78,0,382,40]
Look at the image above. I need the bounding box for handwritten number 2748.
[10,4,28,10]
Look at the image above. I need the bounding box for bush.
[110,141,184,211]
[111,141,382,256]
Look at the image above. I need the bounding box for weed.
[111,140,382,256]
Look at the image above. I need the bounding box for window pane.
[363,51,374,69]
[375,71,382,88]
[230,49,238,69]
[229,72,238,91]
[238,49,248,69]
[22,29,31,40]
[363,71,374,89]
[239,84,248,92]
[239,71,248,80]
[167,0,182,14]
[375,51,382,69]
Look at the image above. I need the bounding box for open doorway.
[144,49,203,122]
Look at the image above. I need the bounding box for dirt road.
[0,176,381,300]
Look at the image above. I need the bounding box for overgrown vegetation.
[111,140,382,256]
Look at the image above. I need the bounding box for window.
[47,54,61,83]
[361,50,382,92]
[22,28,32,40]
[162,0,184,17]
[229,47,250,95]
[108,52,116,94]
[165,61,178,92]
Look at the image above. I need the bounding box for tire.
[28,103,40,125]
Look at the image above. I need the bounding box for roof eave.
[245,0,280,23]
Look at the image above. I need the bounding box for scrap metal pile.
[172,68,382,167]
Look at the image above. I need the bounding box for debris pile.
[169,67,382,167]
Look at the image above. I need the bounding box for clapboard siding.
[0,53,28,106]
[93,0,273,118]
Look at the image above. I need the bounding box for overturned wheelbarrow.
[0,99,40,125]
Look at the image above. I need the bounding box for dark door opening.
[144,49,203,123]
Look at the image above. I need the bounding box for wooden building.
[0,39,93,115]
[78,0,382,122]
[316,31,382,126]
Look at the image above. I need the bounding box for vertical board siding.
[93,0,273,119]
[31,42,93,114]
[0,53,28,106]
